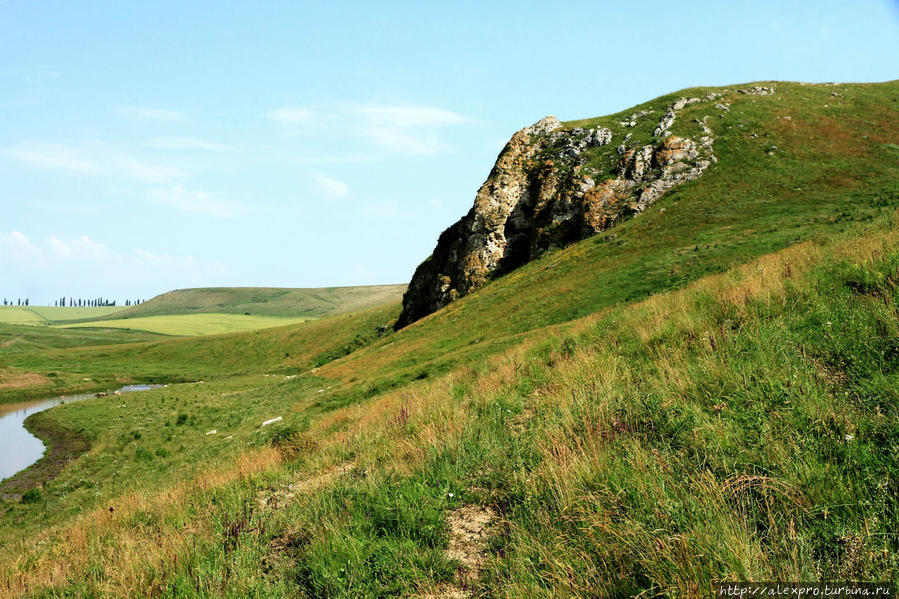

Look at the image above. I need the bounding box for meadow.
[0,306,124,325]
[0,80,896,596]
[59,313,313,337]
[75,285,407,321]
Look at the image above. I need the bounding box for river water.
[0,384,161,483]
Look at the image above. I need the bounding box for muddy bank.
[0,411,90,500]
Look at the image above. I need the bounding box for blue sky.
[1,0,897,304]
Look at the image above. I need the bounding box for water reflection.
[0,385,163,483]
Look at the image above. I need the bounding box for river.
[0,384,162,483]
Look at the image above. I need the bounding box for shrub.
[135,447,154,461]
[269,425,317,458]
[21,488,42,504]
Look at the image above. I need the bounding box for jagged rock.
[715,103,730,111]
[654,136,698,175]
[672,97,701,110]
[654,110,676,136]
[617,145,654,180]
[395,105,718,329]
[738,85,775,95]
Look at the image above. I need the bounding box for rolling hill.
[81,285,407,320]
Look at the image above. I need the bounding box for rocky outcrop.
[395,97,720,329]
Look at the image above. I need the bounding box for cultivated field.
[59,313,313,336]
[0,306,124,325]
[82,284,407,320]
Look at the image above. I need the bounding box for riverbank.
[0,411,90,500]
[0,374,189,406]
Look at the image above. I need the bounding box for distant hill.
[84,285,406,320]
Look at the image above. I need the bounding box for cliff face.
[395,92,727,329]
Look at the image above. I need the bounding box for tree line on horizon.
[2,298,31,306]
[1,298,146,308]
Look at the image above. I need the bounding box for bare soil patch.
[420,505,496,598]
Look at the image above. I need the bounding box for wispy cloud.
[1,141,184,182]
[145,137,234,151]
[1,142,104,175]
[362,126,447,156]
[0,230,44,265]
[313,172,349,199]
[266,102,474,157]
[147,185,242,218]
[353,105,472,128]
[266,107,320,126]
[120,107,185,121]
[48,234,109,259]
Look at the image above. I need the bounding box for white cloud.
[115,154,183,183]
[267,107,320,126]
[0,231,43,264]
[145,137,234,151]
[266,102,474,157]
[1,142,104,174]
[147,185,242,218]
[45,234,111,260]
[120,107,185,121]
[67,234,110,260]
[313,172,349,199]
[49,236,72,256]
[354,104,471,155]
[363,126,447,156]
[1,141,184,183]
[354,105,472,128]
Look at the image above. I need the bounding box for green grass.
[26,306,124,322]
[0,302,398,403]
[0,306,124,325]
[59,313,314,336]
[0,307,46,325]
[82,284,407,320]
[0,80,897,596]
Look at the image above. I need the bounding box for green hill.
[95,285,407,319]
[1,80,897,596]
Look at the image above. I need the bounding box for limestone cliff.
[395,91,730,329]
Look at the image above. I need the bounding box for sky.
[1,1,898,305]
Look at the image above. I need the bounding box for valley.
[1,80,897,596]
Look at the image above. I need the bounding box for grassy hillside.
[86,285,406,320]
[0,80,897,596]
